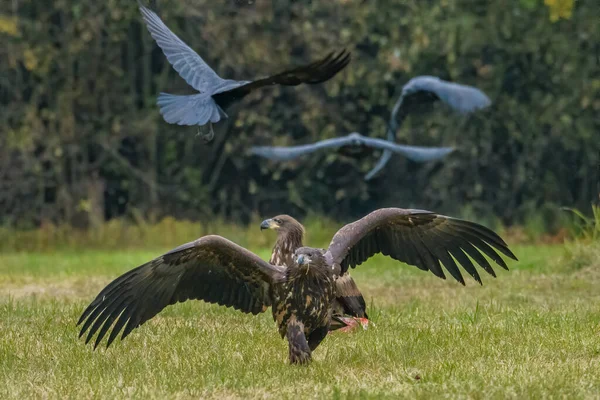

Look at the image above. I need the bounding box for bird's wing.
[361,136,455,163]
[212,50,350,109]
[250,132,452,163]
[402,76,491,114]
[364,103,405,180]
[139,4,226,93]
[325,208,517,285]
[249,136,354,161]
[78,235,284,348]
[364,144,393,180]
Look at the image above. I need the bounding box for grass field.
[1,243,599,399]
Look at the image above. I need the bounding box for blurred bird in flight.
[366,76,491,180]
[250,132,454,163]
[138,3,350,142]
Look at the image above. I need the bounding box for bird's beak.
[260,219,278,231]
[297,254,305,265]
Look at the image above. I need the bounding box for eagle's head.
[260,215,304,235]
[293,247,328,272]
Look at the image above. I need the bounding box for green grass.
[1,244,600,399]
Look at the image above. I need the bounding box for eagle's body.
[272,263,335,336]
[78,208,518,364]
[261,215,368,330]
[271,249,337,363]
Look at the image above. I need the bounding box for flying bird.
[366,75,491,180]
[260,215,369,332]
[78,208,516,364]
[250,132,454,162]
[138,3,350,142]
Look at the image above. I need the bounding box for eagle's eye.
[274,218,283,224]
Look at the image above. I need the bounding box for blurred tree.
[543,0,575,22]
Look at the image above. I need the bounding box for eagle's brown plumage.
[261,215,304,267]
[325,208,517,285]
[78,207,517,364]
[260,215,368,328]
[77,235,282,349]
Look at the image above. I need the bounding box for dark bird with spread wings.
[366,76,491,180]
[250,132,454,163]
[260,215,369,331]
[78,208,517,364]
[138,3,350,142]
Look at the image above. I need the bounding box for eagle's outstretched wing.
[366,76,490,180]
[139,4,228,93]
[325,208,517,285]
[78,235,284,349]
[213,50,350,109]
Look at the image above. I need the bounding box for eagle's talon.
[356,317,371,330]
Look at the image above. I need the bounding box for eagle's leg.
[307,325,329,351]
[286,317,311,365]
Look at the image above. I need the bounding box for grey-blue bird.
[366,76,491,180]
[138,4,350,142]
[250,132,454,163]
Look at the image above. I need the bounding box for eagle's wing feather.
[325,208,517,285]
[78,235,284,348]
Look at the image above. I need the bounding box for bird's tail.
[334,274,369,319]
[286,318,311,365]
[156,93,225,126]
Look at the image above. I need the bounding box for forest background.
[0,0,597,249]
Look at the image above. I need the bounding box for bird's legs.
[196,123,215,143]
[286,317,311,365]
[307,325,329,351]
